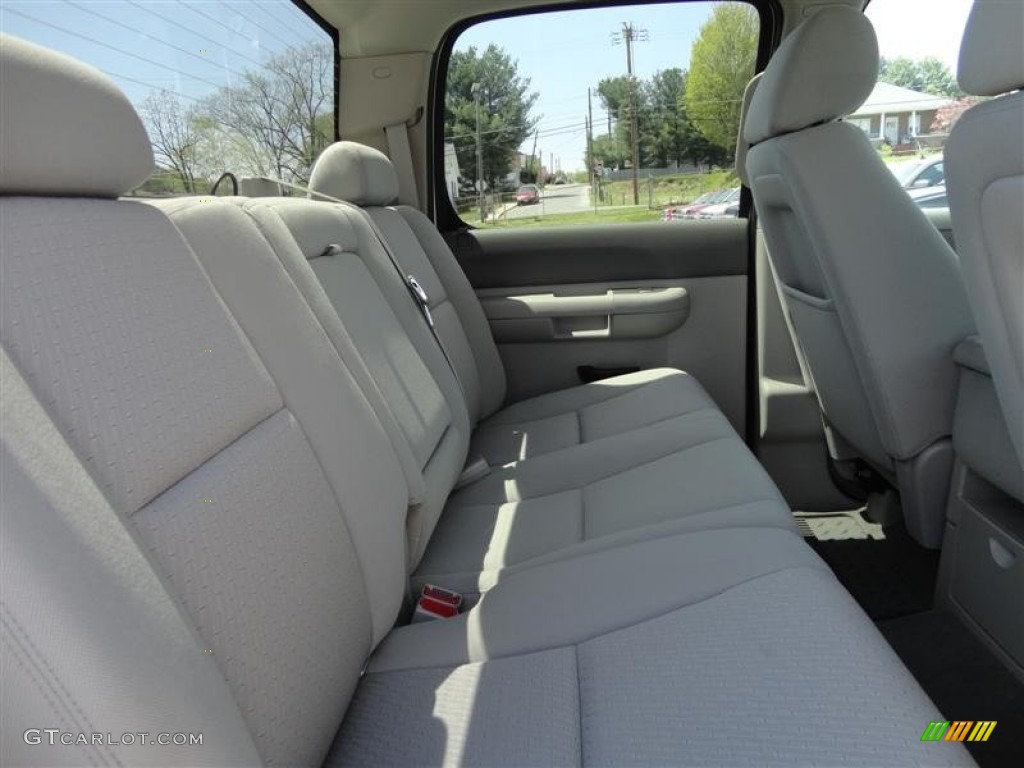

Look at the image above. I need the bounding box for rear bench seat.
[216,151,795,594]
[0,35,972,768]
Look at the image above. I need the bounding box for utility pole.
[530,129,539,183]
[587,87,595,199]
[612,22,648,205]
[471,82,485,221]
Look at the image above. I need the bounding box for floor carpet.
[796,509,1022,767]
[879,611,1023,768]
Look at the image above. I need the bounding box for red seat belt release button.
[414,584,463,622]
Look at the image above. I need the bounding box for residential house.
[846,82,953,147]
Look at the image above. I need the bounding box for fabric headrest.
[735,73,763,186]
[0,34,153,198]
[958,0,1024,96]
[743,6,878,146]
[308,141,399,206]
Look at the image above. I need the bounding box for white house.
[846,82,952,146]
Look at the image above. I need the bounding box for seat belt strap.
[385,121,419,208]
[357,209,468,403]
[269,177,466,400]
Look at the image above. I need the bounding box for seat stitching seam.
[574,644,584,767]
[369,564,829,674]
[126,405,287,517]
[581,435,737,488]
[1,610,121,766]
[417,497,792,584]
[486,399,716,430]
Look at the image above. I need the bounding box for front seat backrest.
[744,7,976,547]
[945,0,1024,475]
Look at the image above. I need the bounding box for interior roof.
[306,0,864,59]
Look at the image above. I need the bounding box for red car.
[515,184,540,205]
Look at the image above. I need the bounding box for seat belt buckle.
[453,455,491,491]
[407,274,429,305]
[406,275,434,327]
[412,584,463,622]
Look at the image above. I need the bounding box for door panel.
[478,281,691,343]
[447,221,747,288]
[447,221,750,434]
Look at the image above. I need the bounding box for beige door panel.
[482,276,747,433]
[478,282,690,343]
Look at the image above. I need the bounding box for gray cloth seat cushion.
[332,528,973,767]
[419,394,794,593]
[472,367,714,464]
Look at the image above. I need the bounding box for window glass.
[442,2,758,228]
[861,0,973,204]
[2,0,335,195]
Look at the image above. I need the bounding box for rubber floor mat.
[794,510,939,620]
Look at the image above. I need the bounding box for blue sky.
[2,0,973,173]
[1,0,324,106]
[455,1,721,172]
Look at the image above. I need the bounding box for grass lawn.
[470,206,663,228]
[597,169,739,208]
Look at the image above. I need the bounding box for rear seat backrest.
[309,141,508,423]
[231,196,471,566]
[0,35,407,767]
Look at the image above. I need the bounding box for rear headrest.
[238,177,284,197]
[0,34,153,198]
[958,0,1024,96]
[308,141,399,207]
[743,6,878,146]
[735,73,763,186]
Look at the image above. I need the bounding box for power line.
[215,0,298,50]
[444,118,589,143]
[104,70,203,101]
[125,0,267,70]
[4,7,227,92]
[249,0,319,42]
[65,0,250,82]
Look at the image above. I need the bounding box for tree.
[879,56,962,98]
[445,45,538,191]
[641,68,690,167]
[684,5,758,156]
[931,97,982,133]
[591,132,630,170]
[594,76,638,169]
[140,90,206,193]
[201,41,334,183]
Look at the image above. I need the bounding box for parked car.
[663,188,731,220]
[907,186,948,209]
[515,184,540,205]
[698,187,742,219]
[890,155,944,189]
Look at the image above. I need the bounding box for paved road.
[503,183,590,219]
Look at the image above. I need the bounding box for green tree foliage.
[445,45,538,191]
[879,56,962,98]
[684,4,758,156]
[594,76,640,169]
[591,132,630,170]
